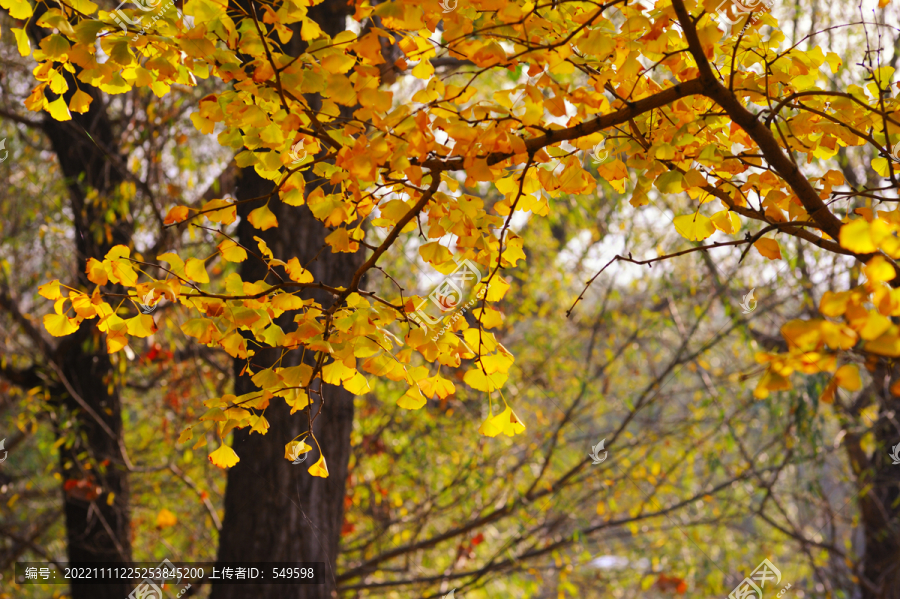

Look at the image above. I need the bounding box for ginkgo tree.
[16,0,894,463]
[10,0,900,592]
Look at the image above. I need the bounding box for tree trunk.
[209,2,363,595]
[843,363,900,599]
[55,327,133,599]
[39,79,135,598]
[211,164,361,598]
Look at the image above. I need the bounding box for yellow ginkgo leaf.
[864,332,900,357]
[472,307,503,329]
[834,364,862,391]
[397,387,426,410]
[248,204,278,230]
[280,363,313,387]
[0,0,33,20]
[343,371,371,394]
[673,214,715,241]
[220,331,249,358]
[108,259,138,286]
[177,427,193,443]
[255,236,273,259]
[38,280,61,300]
[478,409,503,437]
[463,368,508,392]
[490,406,526,437]
[754,238,782,260]
[325,228,357,252]
[68,89,93,114]
[218,240,248,263]
[859,311,892,341]
[419,375,455,399]
[12,27,31,57]
[126,314,157,338]
[202,199,237,224]
[272,293,304,311]
[308,454,329,478]
[43,313,78,337]
[156,508,178,529]
[106,330,128,353]
[300,17,322,41]
[181,318,220,345]
[710,210,740,234]
[285,257,314,283]
[71,294,97,318]
[47,97,72,121]
[249,415,269,435]
[864,255,896,283]
[839,219,876,254]
[284,389,311,414]
[84,258,108,285]
[185,258,210,284]
[418,241,453,265]
[69,0,98,14]
[820,378,838,404]
[322,360,356,385]
[484,277,510,303]
[208,444,240,469]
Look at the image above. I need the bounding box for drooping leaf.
[208,444,240,469]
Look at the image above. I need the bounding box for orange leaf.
[754,238,782,260]
[156,508,178,529]
[164,205,190,225]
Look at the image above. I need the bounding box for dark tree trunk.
[211,165,361,598]
[21,1,138,582]
[54,327,133,599]
[851,384,900,599]
[38,81,135,599]
[212,2,360,596]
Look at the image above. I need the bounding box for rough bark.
[845,366,900,599]
[54,326,133,599]
[39,80,135,598]
[211,166,361,598]
[211,4,360,595]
